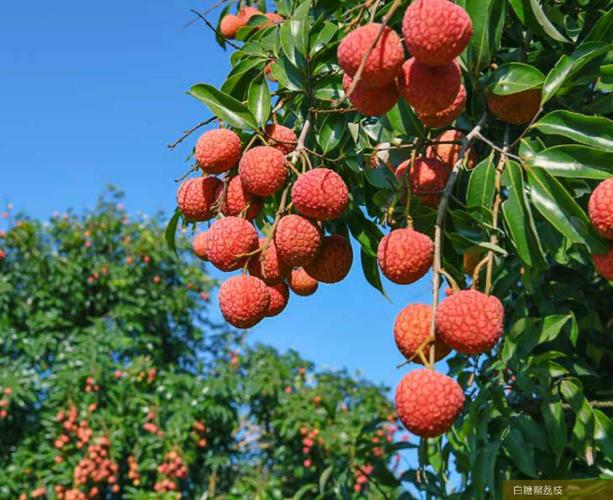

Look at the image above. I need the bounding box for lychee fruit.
[291,168,349,221]
[264,12,284,26]
[265,282,289,317]
[195,129,242,174]
[304,235,353,283]
[238,6,262,23]
[343,74,398,116]
[218,176,262,220]
[203,217,258,271]
[265,124,297,155]
[426,129,477,169]
[265,61,277,82]
[394,304,451,363]
[248,238,291,285]
[593,244,613,280]
[218,275,270,328]
[402,0,473,66]
[395,369,465,437]
[588,178,613,239]
[220,15,241,39]
[377,228,433,284]
[417,85,467,128]
[337,23,405,89]
[396,156,452,207]
[176,177,222,221]
[396,58,461,115]
[288,268,319,296]
[486,89,541,125]
[239,146,288,196]
[192,232,209,261]
[274,215,322,267]
[435,289,504,354]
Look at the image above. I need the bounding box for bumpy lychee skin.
[288,268,319,296]
[593,244,613,280]
[304,235,353,283]
[218,275,270,329]
[220,14,241,39]
[291,169,349,221]
[219,176,262,221]
[343,74,399,116]
[192,232,209,261]
[248,238,292,285]
[588,178,613,239]
[487,89,541,125]
[265,124,297,155]
[394,304,451,364]
[204,217,259,272]
[426,130,477,169]
[396,157,452,207]
[337,23,405,89]
[435,290,504,354]
[274,215,323,267]
[378,229,434,284]
[395,369,465,438]
[418,85,467,128]
[265,282,290,317]
[402,0,473,66]
[239,146,288,197]
[177,177,222,221]
[397,58,461,115]
[195,129,242,174]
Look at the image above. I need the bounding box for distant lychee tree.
[168,0,613,497]
[0,191,405,498]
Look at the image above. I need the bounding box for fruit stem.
[167,116,217,150]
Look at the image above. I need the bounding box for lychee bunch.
[342,74,399,116]
[593,244,613,280]
[265,124,297,155]
[304,235,353,283]
[202,216,258,271]
[239,145,288,196]
[274,215,322,266]
[426,129,477,169]
[377,228,434,284]
[195,129,242,174]
[177,176,221,221]
[588,178,613,239]
[486,89,541,125]
[394,304,451,363]
[435,290,504,354]
[219,275,270,328]
[219,176,262,220]
[248,238,291,285]
[291,168,349,221]
[288,268,318,296]
[395,369,465,437]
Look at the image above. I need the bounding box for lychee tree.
[169,0,613,496]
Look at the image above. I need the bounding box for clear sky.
[0,0,439,393]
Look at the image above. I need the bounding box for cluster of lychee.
[178,125,352,329]
[299,426,322,468]
[153,450,188,493]
[589,177,613,280]
[0,386,12,419]
[192,419,208,448]
[72,437,120,494]
[54,405,95,454]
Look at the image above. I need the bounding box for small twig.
[190,9,240,49]
[168,117,217,149]
[174,165,199,183]
[474,132,521,162]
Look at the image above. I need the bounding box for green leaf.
[459,0,506,73]
[593,410,613,458]
[319,465,333,494]
[490,62,545,95]
[472,441,501,494]
[165,208,181,257]
[541,400,567,463]
[504,428,538,477]
[271,56,306,91]
[310,21,338,57]
[583,8,613,43]
[280,1,310,68]
[528,0,569,42]
[247,77,271,128]
[384,99,424,138]
[348,212,383,257]
[360,249,388,299]
[189,84,259,130]
[524,145,613,179]
[466,156,496,209]
[533,111,613,152]
[514,415,549,452]
[317,113,345,154]
[542,42,610,103]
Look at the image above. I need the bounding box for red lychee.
[304,235,353,283]
[396,58,461,115]
[195,129,242,174]
[177,177,222,221]
[239,146,288,196]
[238,6,262,24]
[343,74,398,116]
[248,238,291,285]
[417,85,467,128]
[588,178,613,239]
[487,89,541,125]
[394,304,451,363]
[264,12,284,26]
[435,289,504,354]
[288,268,319,296]
[274,215,322,267]
[265,124,297,155]
[218,275,270,328]
[594,243,613,280]
[396,156,452,207]
[265,61,277,81]
[220,15,241,39]
[377,228,433,284]
[218,176,262,220]
[291,168,349,221]
[426,130,477,169]
[337,23,405,89]
[265,282,289,317]
[395,369,465,437]
[192,232,209,261]
[203,216,259,271]
[402,0,473,66]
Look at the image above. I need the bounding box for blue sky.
[0,0,438,392]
